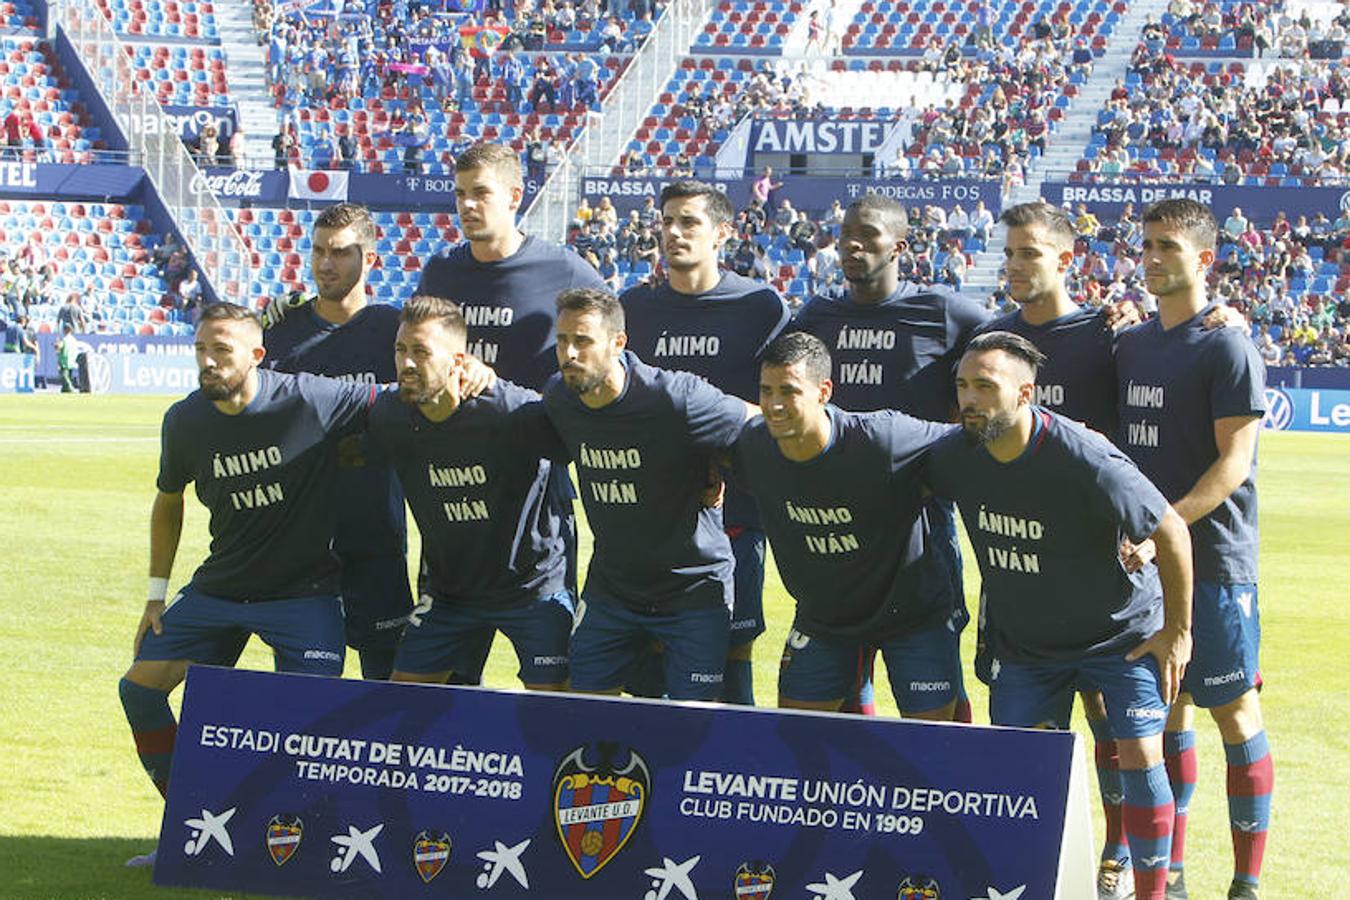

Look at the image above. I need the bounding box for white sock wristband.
[148,577,169,602]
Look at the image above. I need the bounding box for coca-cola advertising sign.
[193,168,288,205]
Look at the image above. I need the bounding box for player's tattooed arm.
[1126,505,1193,704]
[136,490,185,657]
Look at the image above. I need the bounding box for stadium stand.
[91,0,221,40]
[0,37,104,163]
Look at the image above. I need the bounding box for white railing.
[53,0,250,303]
[522,0,715,241]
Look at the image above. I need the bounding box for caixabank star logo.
[265,814,303,867]
[552,742,651,879]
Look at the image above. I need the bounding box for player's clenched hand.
[1126,626,1191,705]
[259,291,313,329]
[1201,304,1247,331]
[459,355,497,398]
[134,601,166,657]
[1119,537,1157,573]
[1103,299,1142,333]
[701,459,726,509]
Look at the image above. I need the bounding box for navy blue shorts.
[137,585,346,675]
[394,591,574,685]
[728,527,767,647]
[338,550,412,653]
[570,596,729,701]
[988,653,1168,740]
[779,621,961,713]
[1182,581,1260,708]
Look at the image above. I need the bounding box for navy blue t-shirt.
[975,305,1119,436]
[542,351,747,613]
[416,236,608,391]
[792,282,991,421]
[1115,303,1265,583]
[263,302,404,554]
[732,407,957,639]
[925,409,1170,661]
[621,271,791,530]
[366,381,568,608]
[156,369,377,601]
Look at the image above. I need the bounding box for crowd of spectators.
[985,202,1350,367]
[565,192,993,305]
[254,0,658,170]
[1085,50,1350,184]
[1145,1,1350,58]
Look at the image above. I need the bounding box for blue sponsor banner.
[192,168,290,205]
[84,352,197,394]
[0,352,35,392]
[1266,365,1350,390]
[198,169,543,210]
[0,162,144,199]
[161,105,239,142]
[156,667,1093,899]
[749,119,897,155]
[1262,386,1350,433]
[1041,180,1350,227]
[34,333,193,380]
[580,174,1000,218]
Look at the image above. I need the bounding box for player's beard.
[961,407,1016,446]
[199,368,247,401]
[398,370,449,406]
[561,362,606,396]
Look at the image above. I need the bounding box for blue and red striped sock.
[1163,729,1197,875]
[119,678,177,798]
[1089,717,1128,863]
[839,649,876,716]
[1226,731,1273,888]
[1121,763,1174,900]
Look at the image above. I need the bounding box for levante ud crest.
[552,742,651,879]
[265,814,303,867]
[735,860,776,898]
[898,874,941,899]
[412,830,452,883]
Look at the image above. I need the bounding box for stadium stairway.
[963,0,1169,295]
[213,0,274,164]
[779,0,867,55]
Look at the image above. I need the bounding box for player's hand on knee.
[1127,626,1192,705]
[134,600,166,657]
[459,355,498,398]
[1119,537,1157,573]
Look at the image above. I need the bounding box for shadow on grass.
[0,836,301,900]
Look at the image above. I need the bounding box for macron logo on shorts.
[690,673,724,685]
[909,680,951,693]
[1203,668,1246,687]
[303,650,343,662]
[1125,707,1167,720]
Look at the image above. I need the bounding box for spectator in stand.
[752,167,782,207]
[56,292,87,334]
[631,224,660,267]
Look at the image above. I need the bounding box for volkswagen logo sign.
[1262,387,1294,431]
[1341,189,1350,215]
[86,351,113,394]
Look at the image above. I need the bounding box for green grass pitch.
[0,394,1345,898]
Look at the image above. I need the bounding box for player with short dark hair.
[928,331,1195,900]
[986,200,1128,896]
[413,142,609,684]
[119,302,378,866]
[1117,199,1271,900]
[732,332,959,715]
[262,201,410,680]
[619,178,792,705]
[543,287,754,700]
[368,296,573,690]
[793,193,990,718]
